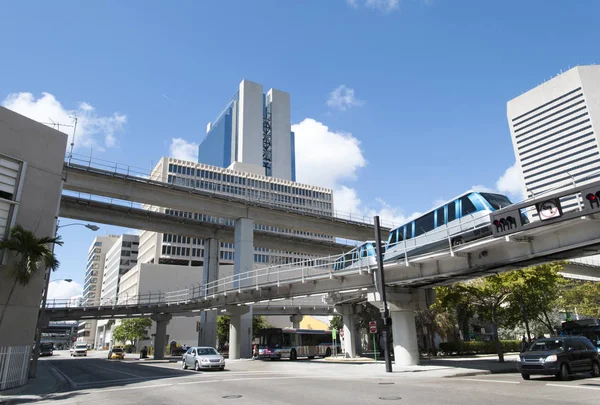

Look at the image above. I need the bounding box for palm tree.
[0,224,62,328]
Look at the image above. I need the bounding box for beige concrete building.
[0,107,67,390]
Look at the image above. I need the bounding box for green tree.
[216,316,271,348]
[329,315,343,331]
[561,281,600,318]
[503,263,566,338]
[0,224,62,328]
[462,276,518,363]
[112,318,152,350]
[433,285,474,343]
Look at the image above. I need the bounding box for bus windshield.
[260,331,282,348]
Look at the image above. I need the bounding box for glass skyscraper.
[199,80,296,182]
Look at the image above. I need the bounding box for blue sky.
[1,0,599,298]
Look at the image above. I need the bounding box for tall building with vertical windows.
[78,235,119,347]
[137,158,333,267]
[199,79,296,181]
[507,65,600,212]
[100,234,139,303]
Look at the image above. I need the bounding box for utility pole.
[374,216,392,373]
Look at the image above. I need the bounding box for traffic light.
[492,216,517,233]
[585,192,600,209]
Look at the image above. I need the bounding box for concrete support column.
[290,314,303,329]
[226,306,252,360]
[390,310,419,366]
[335,305,359,358]
[151,313,172,360]
[198,238,219,348]
[234,217,253,289]
[368,288,428,366]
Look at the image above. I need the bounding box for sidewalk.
[0,361,69,404]
[321,353,518,377]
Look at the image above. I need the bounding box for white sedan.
[182,346,225,371]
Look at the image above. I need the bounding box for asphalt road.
[23,352,600,404]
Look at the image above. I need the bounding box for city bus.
[384,191,520,262]
[256,328,338,361]
[562,319,600,351]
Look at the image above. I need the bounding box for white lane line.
[99,383,173,393]
[85,375,341,393]
[547,383,600,391]
[460,378,520,384]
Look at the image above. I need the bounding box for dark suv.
[518,336,600,380]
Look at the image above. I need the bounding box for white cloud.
[496,161,526,201]
[2,92,126,151]
[47,280,83,301]
[169,138,199,162]
[327,85,364,111]
[347,0,399,12]
[293,118,418,229]
[292,118,366,189]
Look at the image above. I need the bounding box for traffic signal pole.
[374,216,392,373]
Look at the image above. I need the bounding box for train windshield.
[480,193,513,210]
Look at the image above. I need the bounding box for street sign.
[340,329,344,338]
[332,328,337,339]
[369,321,377,334]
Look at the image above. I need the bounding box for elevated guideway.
[62,162,391,241]
[49,167,600,364]
[60,195,351,256]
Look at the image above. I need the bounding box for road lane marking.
[546,383,600,391]
[460,378,520,384]
[99,383,173,392]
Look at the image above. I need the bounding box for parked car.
[70,343,88,357]
[109,347,125,360]
[181,347,225,371]
[517,336,600,380]
[40,342,54,357]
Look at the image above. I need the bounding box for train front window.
[481,193,513,210]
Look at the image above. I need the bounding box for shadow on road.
[47,358,196,391]
[420,357,517,373]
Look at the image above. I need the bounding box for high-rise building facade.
[78,235,119,346]
[199,79,296,181]
[507,65,600,212]
[100,234,139,303]
[138,157,333,267]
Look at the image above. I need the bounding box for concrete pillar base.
[198,310,217,349]
[225,306,252,360]
[151,313,172,360]
[335,305,359,358]
[390,310,419,366]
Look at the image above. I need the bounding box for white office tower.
[138,158,334,267]
[78,235,119,347]
[200,80,296,181]
[99,234,139,303]
[507,65,600,212]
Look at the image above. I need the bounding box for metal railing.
[63,153,399,229]
[0,345,30,391]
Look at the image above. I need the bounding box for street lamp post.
[29,222,98,378]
